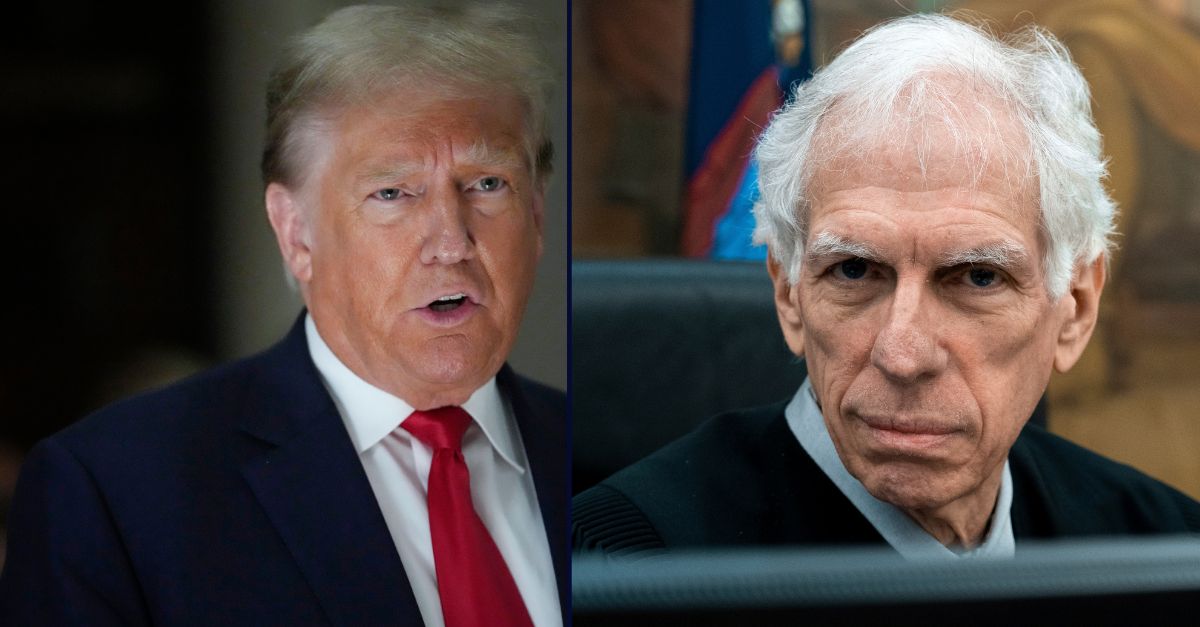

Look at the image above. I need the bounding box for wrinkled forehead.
[288,86,533,189]
[337,78,531,136]
[342,93,525,148]
[808,75,1038,214]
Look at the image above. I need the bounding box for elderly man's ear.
[767,253,805,358]
[1054,255,1107,373]
[265,182,314,286]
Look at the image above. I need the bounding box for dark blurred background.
[1,1,215,450]
[0,0,567,566]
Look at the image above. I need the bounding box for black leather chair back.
[572,260,806,494]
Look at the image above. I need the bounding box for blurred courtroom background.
[0,0,566,566]
[574,0,1200,498]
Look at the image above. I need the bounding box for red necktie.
[402,407,535,627]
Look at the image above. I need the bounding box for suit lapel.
[1008,430,1059,542]
[238,317,422,626]
[500,366,569,617]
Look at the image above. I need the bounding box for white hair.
[262,3,556,189]
[753,14,1116,297]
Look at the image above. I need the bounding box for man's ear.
[265,182,314,285]
[1054,255,1107,373]
[767,251,805,358]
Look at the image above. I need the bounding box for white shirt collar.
[785,377,1015,559]
[304,314,526,473]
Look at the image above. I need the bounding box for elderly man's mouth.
[856,414,960,450]
[416,292,478,325]
[429,293,469,312]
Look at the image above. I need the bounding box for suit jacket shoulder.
[1009,423,1200,538]
[0,317,419,625]
[573,403,882,555]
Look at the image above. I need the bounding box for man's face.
[771,112,1098,517]
[270,91,543,409]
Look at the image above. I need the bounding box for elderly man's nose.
[420,192,476,265]
[870,286,946,383]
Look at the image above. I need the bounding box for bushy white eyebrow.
[938,241,1029,270]
[804,231,1031,277]
[805,231,883,263]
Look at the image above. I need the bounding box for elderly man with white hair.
[1,4,565,626]
[574,14,1200,558]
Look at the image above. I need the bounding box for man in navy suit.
[0,4,565,625]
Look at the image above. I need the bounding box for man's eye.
[833,258,869,280]
[374,188,403,201]
[473,176,506,192]
[966,267,997,287]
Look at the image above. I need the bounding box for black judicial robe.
[573,402,1200,555]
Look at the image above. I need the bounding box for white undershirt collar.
[304,314,525,474]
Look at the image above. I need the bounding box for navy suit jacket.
[0,316,568,626]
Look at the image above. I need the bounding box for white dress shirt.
[305,316,562,627]
[786,378,1015,559]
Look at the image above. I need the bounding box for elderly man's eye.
[374,188,402,201]
[968,267,997,287]
[834,258,869,280]
[473,176,506,192]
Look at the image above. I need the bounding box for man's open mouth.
[428,293,469,312]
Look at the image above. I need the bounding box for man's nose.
[870,279,947,384]
[419,185,476,265]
